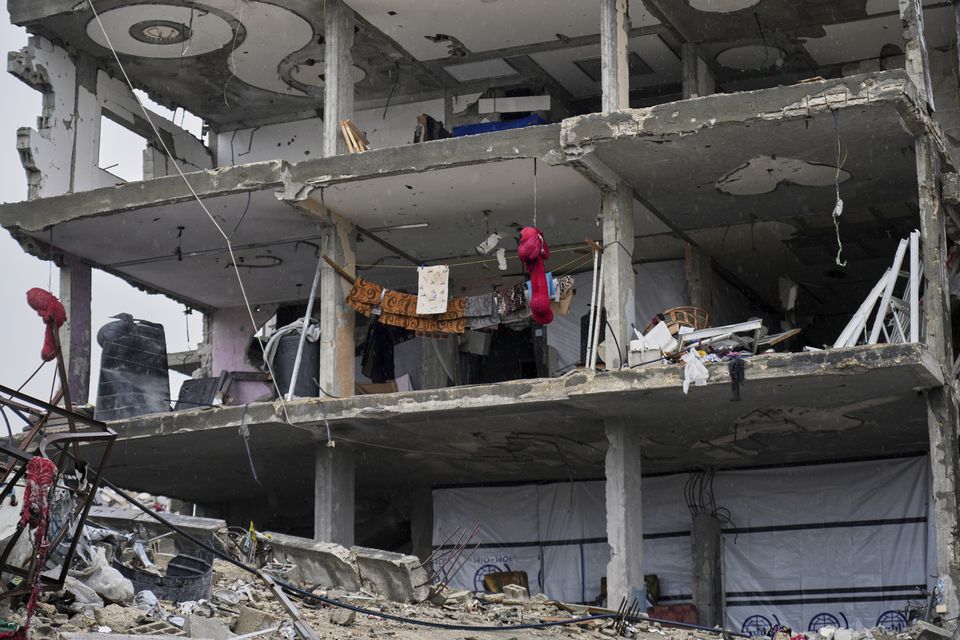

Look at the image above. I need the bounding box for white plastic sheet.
[433,457,932,631]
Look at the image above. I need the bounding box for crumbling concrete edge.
[560,70,922,158]
[111,342,941,442]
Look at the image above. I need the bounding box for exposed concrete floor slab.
[561,71,925,232]
[78,344,939,505]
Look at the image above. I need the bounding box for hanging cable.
[532,157,538,227]
[832,110,848,267]
[86,0,291,423]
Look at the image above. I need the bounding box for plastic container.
[94,313,170,421]
[114,554,212,603]
[271,331,320,398]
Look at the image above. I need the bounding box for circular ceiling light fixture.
[688,0,761,13]
[716,44,784,70]
[129,19,191,45]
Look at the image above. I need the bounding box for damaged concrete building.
[2,0,960,634]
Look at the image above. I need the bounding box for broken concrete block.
[502,584,529,601]
[233,606,279,635]
[912,621,951,640]
[185,614,234,640]
[261,532,361,592]
[93,604,143,633]
[329,608,356,627]
[352,546,430,604]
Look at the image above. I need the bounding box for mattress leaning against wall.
[431,456,933,633]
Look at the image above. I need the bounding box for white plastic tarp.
[432,457,932,632]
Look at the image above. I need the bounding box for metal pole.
[585,249,600,367]
[286,253,324,401]
[910,229,920,343]
[591,258,606,370]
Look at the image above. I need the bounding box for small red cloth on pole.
[26,288,66,362]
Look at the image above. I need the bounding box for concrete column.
[602,182,635,370]
[915,134,960,619]
[323,0,355,157]
[899,0,935,109]
[684,244,712,317]
[314,445,354,545]
[409,488,434,564]
[681,43,716,100]
[319,217,356,397]
[604,420,643,607]
[691,513,724,627]
[600,0,630,112]
[58,254,92,404]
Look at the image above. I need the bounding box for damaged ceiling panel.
[13,0,445,126]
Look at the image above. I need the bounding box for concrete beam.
[681,43,715,100]
[323,0,355,158]
[0,125,562,234]
[899,0,935,110]
[561,72,924,151]
[602,181,635,370]
[59,254,92,404]
[604,420,643,606]
[600,0,630,112]
[314,445,355,546]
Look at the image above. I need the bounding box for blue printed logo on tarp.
[741,615,773,636]
[876,611,908,632]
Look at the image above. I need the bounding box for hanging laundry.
[681,348,709,394]
[517,227,553,325]
[728,357,745,401]
[550,275,576,317]
[346,277,468,334]
[417,265,450,314]
[465,292,500,330]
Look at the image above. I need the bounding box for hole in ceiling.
[573,52,653,82]
[716,44,784,70]
[289,59,367,86]
[716,156,852,196]
[688,0,761,12]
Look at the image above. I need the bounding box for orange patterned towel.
[346,277,468,334]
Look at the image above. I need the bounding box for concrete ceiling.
[21,159,670,307]
[583,101,916,232]
[345,0,660,62]
[13,0,954,127]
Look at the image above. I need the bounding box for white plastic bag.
[74,546,134,603]
[681,349,708,394]
[63,575,103,613]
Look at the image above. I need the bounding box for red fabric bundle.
[26,288,66,362]
[0,456,58,640]
[517,227,553,325]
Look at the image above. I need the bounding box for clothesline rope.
[352,243,589,270]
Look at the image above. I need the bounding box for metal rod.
[590,258,605,370]
[286,252,324,401]
[910,229,920,343]
[585,248,599,367]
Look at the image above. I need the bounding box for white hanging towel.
[417,265,450,314]
[681,348,709,394]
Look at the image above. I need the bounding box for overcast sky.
[0,6,202,407]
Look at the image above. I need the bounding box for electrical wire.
[86,0,290,424]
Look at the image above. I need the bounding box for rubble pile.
[2,556,948,640]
